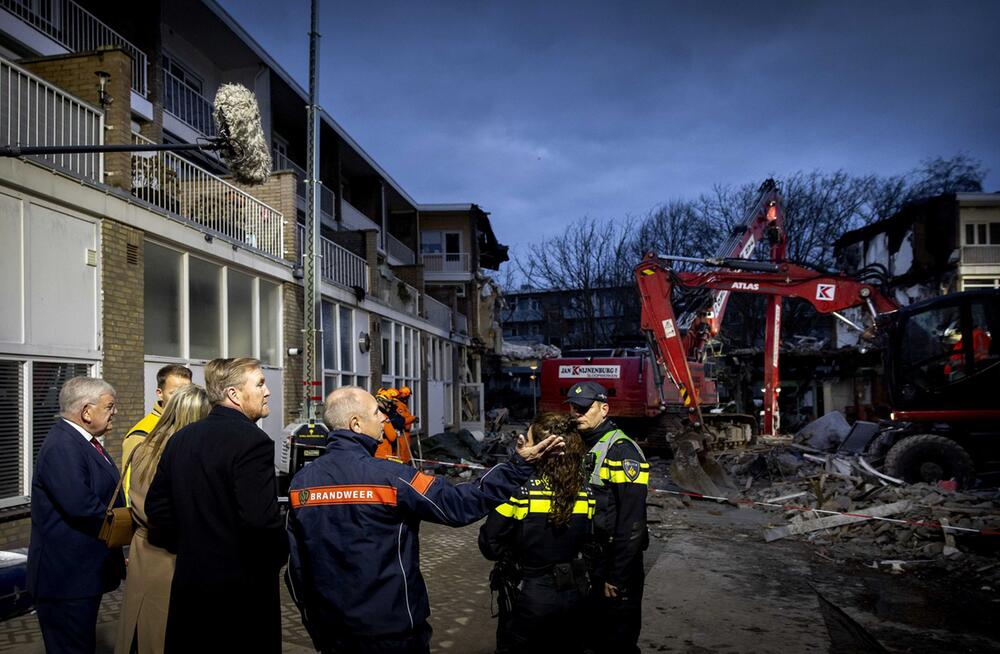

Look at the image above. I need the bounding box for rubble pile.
[719,445,1000,585]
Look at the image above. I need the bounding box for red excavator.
[635,253,1000,491]
[539,180,787,444]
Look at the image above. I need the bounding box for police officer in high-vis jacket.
[286,386,564,654]
[565,381,649,654]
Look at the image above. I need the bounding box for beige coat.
[115,444,175,654]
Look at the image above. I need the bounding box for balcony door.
[444,232,463,271]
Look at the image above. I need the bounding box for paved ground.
[3,482,999,653]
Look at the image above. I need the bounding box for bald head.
[324,386,387,442]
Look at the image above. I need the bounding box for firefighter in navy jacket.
[286,387,564,654]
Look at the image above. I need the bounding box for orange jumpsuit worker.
[375,387,415,464]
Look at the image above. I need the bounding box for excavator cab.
[885,290,1000,410]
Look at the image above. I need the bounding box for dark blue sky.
[219,0,1000,253]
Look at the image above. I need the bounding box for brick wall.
[283,282,304,425]
[0,511,31,549]
[21,49,133,191]
[101,220,146,464]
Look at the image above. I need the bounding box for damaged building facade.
[0,0,507,546]
[825,192,1000,419]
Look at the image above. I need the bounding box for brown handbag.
[98,444,140,548]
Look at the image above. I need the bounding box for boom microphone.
[212,83,272,185]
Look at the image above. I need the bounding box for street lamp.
[529,362,538,416]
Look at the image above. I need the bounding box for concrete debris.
[795,411,851,452]
[764,501,912,542]
[715,443,1000,585]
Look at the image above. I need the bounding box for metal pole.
[301,0,323,422]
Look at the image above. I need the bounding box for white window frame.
[145,240,283,364]
[964,221,1000,246]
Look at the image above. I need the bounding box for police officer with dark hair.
[566,381,648,654]
[478,412,595,654]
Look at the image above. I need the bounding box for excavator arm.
[635,253,898,493]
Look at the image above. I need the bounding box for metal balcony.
[295,223,370,292]
[424,295,453,332]
[422,252,471,273]
[163,69,215,137]
[0,0,148,95]
[131,133,283,258]
[1,56,103,181]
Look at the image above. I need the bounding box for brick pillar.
[362,229,380,297]
[101,220,145,463]
[283,282,304,426]
[21,49,133,191]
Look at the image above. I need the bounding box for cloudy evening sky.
[218,0,1000,255]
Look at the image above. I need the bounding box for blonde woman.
[115,384,210,654]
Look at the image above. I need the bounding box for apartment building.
[0,0,506,547]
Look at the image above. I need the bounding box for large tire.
[884,434,975,487]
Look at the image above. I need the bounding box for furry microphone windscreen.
[213,83,272,185]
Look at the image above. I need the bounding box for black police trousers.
[587,558,644,654]
[497,573,587,654]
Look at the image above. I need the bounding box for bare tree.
[514,216,635,348]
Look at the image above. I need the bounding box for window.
[965,222,1000,246]
[0,359,94,507]
[421,231,442,254]
[189,258,222,359]
[379,319,421,429]
[322,301,359,396]
[162,53,204,94]
[963,278,1000,290]
[144,240,281,364]
[145,242,183,357]
[227,270,254,357]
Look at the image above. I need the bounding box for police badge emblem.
[622,459,640,482]
[298,489,310,506]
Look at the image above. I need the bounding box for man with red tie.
[27,376,126,653]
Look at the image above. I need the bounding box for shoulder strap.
[106,443,142,512]
[588,430,628,486]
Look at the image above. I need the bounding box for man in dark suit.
[146,357,286,653]
[27,376,126,653]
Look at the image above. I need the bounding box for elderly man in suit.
[27,376,126,653]
[146,357,286,653]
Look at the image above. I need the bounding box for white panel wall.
[28,204,97,350]
[0,192,23,343]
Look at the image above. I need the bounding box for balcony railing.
[1,56,103,181]
[378,269,420,315]
[131,133,283,258]
[163,69,215,137]
[321,234,369,292]
[962,245,1000,265]
[387,233,415,264]
[0,0,148,95]
[342,200,381,233]
[424,295,453,332]
[422,252,471,273]
[296,223,370,292]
